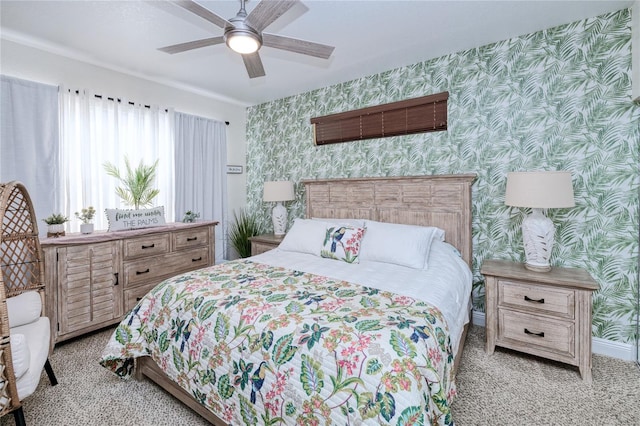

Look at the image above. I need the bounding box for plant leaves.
[378,392,396,422]
[239,394,258,425]
[397,406,424,426]
[300,354,324,396]
[214,314,230,342]
[115,325,131,345]
[197,300,217,322]
[217,374,235,400]
[390,330,417,358]
[272,333,298,366]
[355,319,384,332]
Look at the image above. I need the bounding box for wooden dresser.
[482,259,599,382]
[41,221,217,344]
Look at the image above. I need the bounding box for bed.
[100,174,476,425]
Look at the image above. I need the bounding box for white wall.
[0,39,248,247]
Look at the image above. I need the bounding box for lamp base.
[272,202,287,235]
[521,208,555,273]
[524,262,551,273]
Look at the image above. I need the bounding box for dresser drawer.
[124,282,157,312]
[173,227,209,251]
[499,309,575,358]
[123,234,170,259]
[123,247,210,288]
[499,280,575,319]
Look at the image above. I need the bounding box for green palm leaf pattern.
[246,9,639,344]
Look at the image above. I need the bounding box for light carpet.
[1,325,638,425]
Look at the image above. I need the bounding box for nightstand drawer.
[499,309,575,358]
[251,241,278,255]
[499,280,575,319]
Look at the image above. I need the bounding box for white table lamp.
[263,181,295,235]
[505,171,575,272]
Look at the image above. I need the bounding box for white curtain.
[0,75,60,233]
[60,89,174,231]
[175,112,228,262]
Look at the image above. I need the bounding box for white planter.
[47,223,65,237]
[80,223,94,234]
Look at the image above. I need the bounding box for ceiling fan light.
[226,32,261,54]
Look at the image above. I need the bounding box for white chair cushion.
[9,333,30,380]
[6,291,42,328]
[11,316,50,400]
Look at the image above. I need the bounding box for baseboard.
[471,310,636,362]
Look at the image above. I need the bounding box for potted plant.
[75,206,96,234]
[43,213,69,237]
[182,210,200,223]
[228,209,260,258]
[103,157,160,209]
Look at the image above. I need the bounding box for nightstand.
[482,259,599,382]
[249,233,285,256]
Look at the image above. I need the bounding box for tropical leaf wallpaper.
[246,9,640,345]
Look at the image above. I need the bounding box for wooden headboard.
[302,174,476,267]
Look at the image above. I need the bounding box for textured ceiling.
[0,0,633,106]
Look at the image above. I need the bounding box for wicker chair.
[0,181,58,426]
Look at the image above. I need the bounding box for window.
[310,92,448,145]
[60,90,174,231]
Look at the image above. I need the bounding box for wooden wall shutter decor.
[310,91,448,146]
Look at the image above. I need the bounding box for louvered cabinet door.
[57,241,122,336]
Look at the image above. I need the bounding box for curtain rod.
[67,89,230,125]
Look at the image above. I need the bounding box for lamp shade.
[505,171,575,209]
[263,181,295,202]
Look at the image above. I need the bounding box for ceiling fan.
[159,0,335,78]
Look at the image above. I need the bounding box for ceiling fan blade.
[171,0,231,28]
[242,52,266,78]
[246,0,298,33]
[159,36,225,54]
[262,33,334,59]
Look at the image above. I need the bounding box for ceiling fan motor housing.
[225,15,263,54]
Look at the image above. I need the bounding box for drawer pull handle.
[524,295,544,304]
[524,328,545,338]
[113,272,119,286]
[141,244,155,249]
[192,257,202,262]
[136,268,150,275]
[187,237,198,241]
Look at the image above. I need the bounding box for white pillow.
[359,220,445,269]
[10,333,30,379]
[312,218,366,228]
[6,291,42,328]
[278,218,328,255]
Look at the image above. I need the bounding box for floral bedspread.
[100,260,456,425]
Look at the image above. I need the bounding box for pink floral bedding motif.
[100,260,456,425]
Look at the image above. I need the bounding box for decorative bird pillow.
[320,225,365,263]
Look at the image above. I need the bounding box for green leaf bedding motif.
[101,260,457,425]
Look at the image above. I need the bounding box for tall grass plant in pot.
[228,209,260,258]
